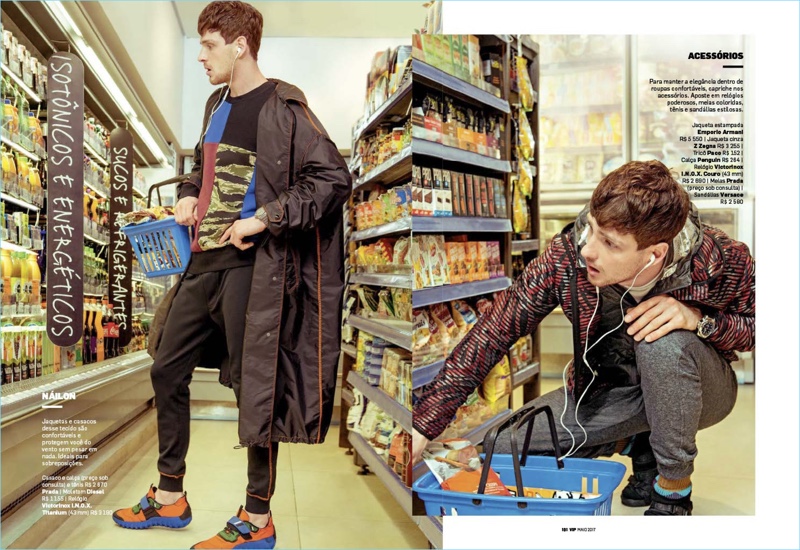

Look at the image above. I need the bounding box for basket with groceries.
[413,403,627,516]
[120,206,191,278]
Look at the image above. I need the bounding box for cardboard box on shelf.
[421,167,435,217]
[465,174,476,217]
[450,171,462,216]
[412,165,423,216]
[441,169,453,216]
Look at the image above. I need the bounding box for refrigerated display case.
[532,34,753,382]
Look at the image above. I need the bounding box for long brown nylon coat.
[173,80,352,447]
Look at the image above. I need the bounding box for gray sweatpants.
[494,330,738,480]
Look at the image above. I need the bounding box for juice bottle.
[94,300,104,362]
[27,251,40,314]
[15,153,29,199]
[1,146,11,188]
[17,93,29,142]
[17,251,30,315]
[0,330,8,385]
[1,249,12,314]
[9,251,20,314]
[35,326,43,377]
[29,166,42,206]
[2,98,15,136]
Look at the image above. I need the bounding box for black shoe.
[620,467,657,507]
[620,432,656,507]
[644,488,693,516]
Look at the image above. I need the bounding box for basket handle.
[147,175,189,208]
[477,404,564,497]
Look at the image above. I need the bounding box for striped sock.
[654,475,692,499]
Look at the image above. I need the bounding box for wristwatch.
[696,314,718,339]
[254,205,270,227]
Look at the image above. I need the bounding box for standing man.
[412,160,754,515]
[112,2,351,547]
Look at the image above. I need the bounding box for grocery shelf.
[347,315,412,351]
[1,240,36,253]
[412,359,446,390]
[350,217,411,242]
[1,192,40,211]
[413,277,511,308]
[84,180,109,199]
[1,350,151,419]
[353,78,412,143]
[341,343,357,359]
[1,63,42,103]
[413,59,510,114]
[347,370,412,433]
[412,216,512,233]
[464,408,513,445]
[511,239,539,254]
[412,139,511,173]
[415,515,443,549]
[519,35,540,56]
[84,140,109,166]
[512,361,540,387]
[350,272,412,289]
[84,233,110,246]
[1,135,41,162]
[348,431,411,515]
[353,146,412,191]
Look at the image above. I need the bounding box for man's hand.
[219,217,267,251]
[411,428,430,466]
[624,295,702,343]
[175,197,199,226]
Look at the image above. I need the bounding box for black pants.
[150,265,278,514]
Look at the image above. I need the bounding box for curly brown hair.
[590,160,690,249]
[198,1,263,61]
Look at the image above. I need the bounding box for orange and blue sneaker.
[112,484,192,529]
[191,506,276,549]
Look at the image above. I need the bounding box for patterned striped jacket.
[413,205,755,440]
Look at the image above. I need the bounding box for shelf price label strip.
[109,128,134,348]
[46,52,85,347]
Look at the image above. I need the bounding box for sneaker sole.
[233,533,276,549]
[112,514,192,529]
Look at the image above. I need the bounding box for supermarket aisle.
[39,417,429,549]
[536,378,756,516]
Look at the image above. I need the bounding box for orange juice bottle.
[9,251,20,314]
[17,251,30,315]
[26,252,40,315]
[15,153,29,199]
[1,249,12,314]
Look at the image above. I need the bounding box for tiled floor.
[39,420,429,549]
[39,379,753,548]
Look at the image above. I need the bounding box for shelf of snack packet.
[341,343,357,359]
[413,138,511,174]
[350,216,411,242]
[353,77,412,145]
[413,59,510,114]
[350,272,413,290]
[413,276,511,309]
[347,370,412,433]
[412,216,511,233]
[353,145,412,191]
[347,314,412,351]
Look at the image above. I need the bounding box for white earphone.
[560,249,658,459]
[236,46,242,58]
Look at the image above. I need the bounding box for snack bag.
[517,113,535,161]
[422,439,512,497]
[516,56,535,112]
[519,160,533,198]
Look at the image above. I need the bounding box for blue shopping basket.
[121,217,191,277]
[413,404,627,516]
